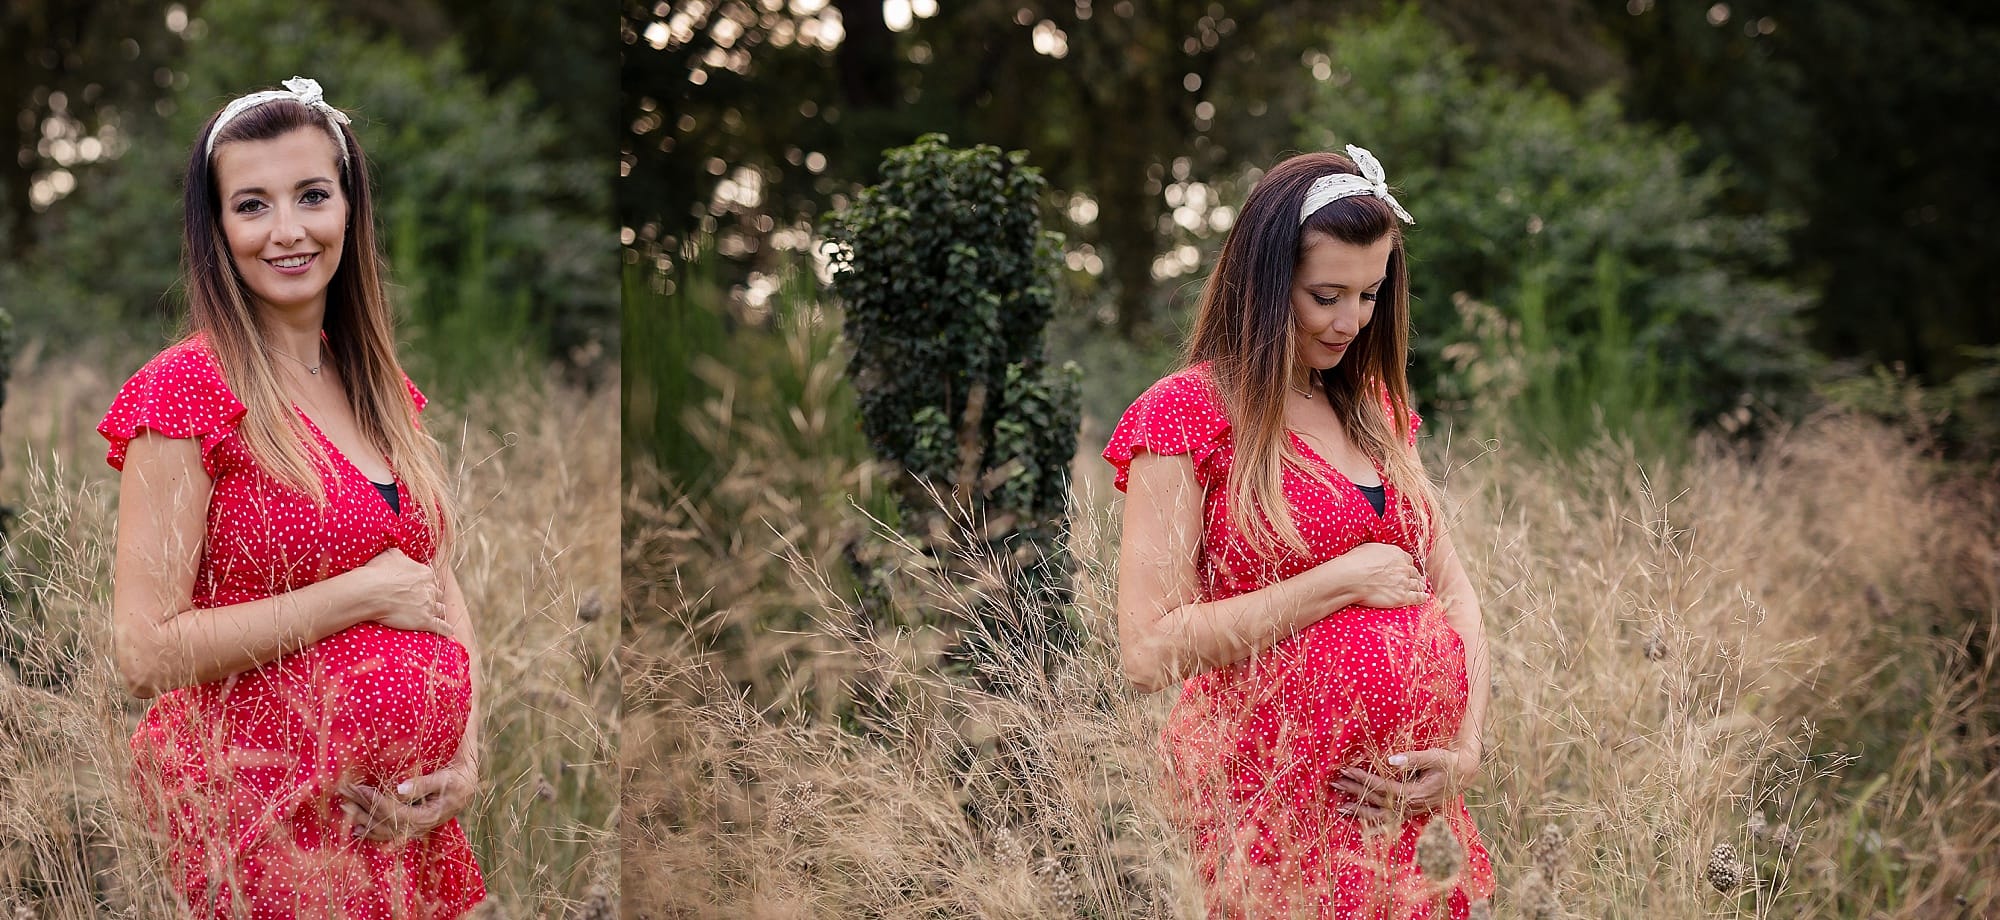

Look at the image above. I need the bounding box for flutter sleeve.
[1377,380,1422,449]
[1102,368,1233,493]
[97,338,247,477]
[403,372,429,418]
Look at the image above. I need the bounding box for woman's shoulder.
[100,332,248,472]
[1135,361,1225,413]
[1103,362,1233,490]
[128,333,230,390]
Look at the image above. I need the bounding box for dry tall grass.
[0,339,620,918]
[622,314,1997,918]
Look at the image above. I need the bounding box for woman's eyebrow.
[227,177,335,198]
[1305,275,1389,290]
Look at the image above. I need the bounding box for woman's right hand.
[1322,542,1429,609]
[355,549,453,636]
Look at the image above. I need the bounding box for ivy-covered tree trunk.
[824,135,1084,683]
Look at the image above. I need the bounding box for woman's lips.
[1321,338,1349,352]
[266,253,318,275]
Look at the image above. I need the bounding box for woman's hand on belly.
[339,759,477,843]
[354,549,454,637]
[1315,542,1430,611]
[1332,745,1479,825]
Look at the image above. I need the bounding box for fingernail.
[396,781,413,796]
[351,824,364,838]
[1388,755,1408,766]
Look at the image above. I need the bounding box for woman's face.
[1291,230,1394,372]
[212,126,347,317]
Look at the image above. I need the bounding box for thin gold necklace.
[271,340,324,375]
[1290,375,1320,399]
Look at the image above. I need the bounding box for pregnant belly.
[1170,602,1469,779]
[136,624,473,793]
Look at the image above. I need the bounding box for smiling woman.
[96,78,486,919]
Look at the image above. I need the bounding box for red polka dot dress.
[1104,363,1494,919]
[99,335,485,919]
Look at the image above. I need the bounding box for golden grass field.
[0,339,619,919]
[621,313,1997,919]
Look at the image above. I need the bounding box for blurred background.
[625,0,1998,460]
[2,1,620,916]
[621,2,1999,918]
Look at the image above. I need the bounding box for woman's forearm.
[1122,562,1355,693]
[439,567,481,773]
[119,570,377,698]
[1431,532,1489,761]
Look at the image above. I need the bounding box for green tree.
[1603,0,2000,385]
[823,135,1082,670]
[1299,5,1818,444]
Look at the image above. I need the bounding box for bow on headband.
[204,76,353,163]
[1298,144,1414,225]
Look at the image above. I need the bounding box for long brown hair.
[182,89,453,546]
[1185,150,1439,558]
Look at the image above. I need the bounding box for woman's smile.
[265,251,320,275]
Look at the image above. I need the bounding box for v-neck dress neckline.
[293,404,402,514]
[1287,430,1389,518]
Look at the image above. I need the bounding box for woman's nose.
[274,206,307,246]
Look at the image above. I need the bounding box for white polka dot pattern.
[1103,362,1495,918]
[98,334,484,919]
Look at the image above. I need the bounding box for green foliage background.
[823,135,1081,529]
[1,0,614,390]
[1296,6,1818,450]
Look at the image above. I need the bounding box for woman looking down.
[99,77,485,918]
[1105,147,1494,918]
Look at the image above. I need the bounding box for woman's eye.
[1314,293,1341,306]
[233,199,266,214]
[301,188,330,204]
[1362,291,1380,302]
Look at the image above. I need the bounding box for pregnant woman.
[1106,147,1493,918]
[99,78,485,917]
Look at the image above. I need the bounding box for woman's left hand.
[340,760,479,843]
[1333,746,1478,826]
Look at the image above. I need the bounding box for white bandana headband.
[204,76,352,164]
[1298,144,1414,225]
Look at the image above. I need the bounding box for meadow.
[0,340,620,919]
[622,302,1998,919]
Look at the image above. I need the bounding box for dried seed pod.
[1035,854,1078,912]
[571,883,615,920]
[1769,823,1800,857]
[1416,815,1464,884]
[1706,842,1746,892]
[1529,823,1567,877]
[771,780,816,832]
[1516,867,1563,920]
[991,825,1029,866]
